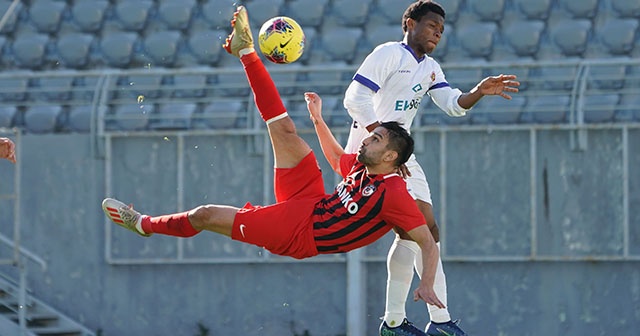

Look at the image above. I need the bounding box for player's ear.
[383,150,398,164]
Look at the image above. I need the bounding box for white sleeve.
[428,86,469,117]
[343,80,378,128]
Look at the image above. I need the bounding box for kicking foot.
[426,319,467,336]
[222,5,254,57]
[102,198,151,237]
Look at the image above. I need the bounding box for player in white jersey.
[343,1,520,336]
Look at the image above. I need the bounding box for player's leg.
[223,5,311,169]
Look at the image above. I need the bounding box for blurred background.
[0,0,639,335]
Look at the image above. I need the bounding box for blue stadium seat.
[265,63,301,96]
[214,57,250,96]
[142,31,182,67]
[583,94,619,123]
[0,71,30,101]
[502,20,545,57]
[56,33,95,69]
[558,0,599,19]
[594,18,639,56]
[455,22,497,58]
[0,105,17,128]
[587,60,628,90]
[479,96,526,124]
[70,0,109,33]
[469,0,505,22]
[284,0,328,27]
[198,101,245,129]
[68,105,93,133]
[27,0,66,33]
[534,61,582,90]
[614,94,640,122]
[301,61,350,95]
[549,19,592,57]
[115,74,164,100]
[186,30,225,66]
[10,33,50,69]
[157,0,196,31]
[611,0,640,18]
[72,75,101,101]
[364,24,403,50]
[513,0,552,20]
[171,72,209,98]
[526,95,570,123]
[0,1,22,34]
[197,0,237,29]
[246,0,285,29]
[327,0,371,27]
[112,103,153,131]
[318,26,363,63]
[375,0,416,24]
[150,103,197,130]
[113,0,153,32]
[31,73,75,102]
[24,105,62,133]
[441,113,471,125]
[99,32,140,68]
[435,0,462,22]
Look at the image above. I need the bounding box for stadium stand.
[558,0,600,19]
[170,71,209,99]
[185,29,226,66]
[110,0,154,32]
[55,32,95,69]
[30,72,75,102]
[284,0,328,28]
[245,0,285,30]
[0,105,17,128]
[67,104,93,133]
[455,22,497,59]
[26,0,66,34]
[141,30,183,67]
[436,0,462,22]
[98,32,140,68]
[156,0,196,31]
[110,103,153,131]
[469,0,506,22]
[501,20,545,58]
[70,0,109,33]
[513,0,553,20]
[610,0,640,18]
[525,95,571,123]
[196,0,238,30]
[197,100,245,129]
[374,0,415,24]
[23,105,62,133]
[326,0,371,27]
[150,102,197,130]
[583,93,619,123]
[0,0,21,34]
[9,32,50,69]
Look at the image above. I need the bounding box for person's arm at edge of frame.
[344,80,381,133]
[407,224,446,308]
[305,92,345,175]
[0,137,16,163]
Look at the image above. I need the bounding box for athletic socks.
[240,51,288,124]
[383,237,419,327]
[140,212,200,237]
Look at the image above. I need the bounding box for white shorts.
[404,154,433,204]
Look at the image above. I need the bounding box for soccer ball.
[258,16,305,64]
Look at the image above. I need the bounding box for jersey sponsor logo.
[398,69,411,74]
[336,182,359,214]
[239,224,247,238]
[395,98,422,111]
[412,83,423,93]
[362,185,376,197]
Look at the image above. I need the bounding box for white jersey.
[344,42,469,153]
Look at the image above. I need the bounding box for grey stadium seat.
[284,0,328,27]
[437,0,462,22]
[198,101,245,129]
[485,96,527,124]
[10,33,50,69]
[0,71,30,101]
[171,72,209,98]
[318,26,363,63]
[611,0,640,18]
[27,0,66,33]
[115,74,164,100]
[24,105,62,133]
[550,19,592,57]
[56,33,95,69]
[469,0,505,22]
[198,0,238,29]
[157,0,196,31]
[558,0,599,19]
[595,18,639,56]
[328,0,371,27]
[615,94,640,122]
[142,31,182,67]
[502,20,545,57]
[583,94,619,123]
[68,105,94,133]
[246,0,284,29]
[375,0,416,24]
[99,32,140,68]
[526,95,570,123]
[455,22,497,58]
[513,0,552,20]
[31,73,75,102]
[150,103,197,130]
[113,0,153,32]
[364,24,403,50]
[587,60,628,90]
[0,0,22,34]
[112,103,153,131]
[187,30,225,66]
[0,105,17,128]
[71,0,109,33]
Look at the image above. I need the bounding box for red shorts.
[231,152,325,259]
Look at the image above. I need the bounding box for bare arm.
[305,92,345,175]
[0,137,16,163]
[457,74,521,109]
[406,225,445,308]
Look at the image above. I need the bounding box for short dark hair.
[402,0,446,33]
[380,121,414,167]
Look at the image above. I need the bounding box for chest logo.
[362,185,376,197]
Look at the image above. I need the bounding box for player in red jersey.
[0,137,16,163]
[101,6,444,308]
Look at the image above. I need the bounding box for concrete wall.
[0,127,639,335]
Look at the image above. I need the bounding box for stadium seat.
[10,33,50,69]
[157,0,196,31]
[615,94,640,122]
[558,0,599,19]
[171,72,209,98]
[284,0,328,27]
[435,0,462,22]
[533,60,582,90]
[72,75,102,102]
[455,22,497,58]
[115,74,164,100]
[24,105,62,133]
[364,24,404,50]
[0,71,30,101]
[198,101,245,129]
[0,0,22,34]
[113,0,153,32]
[549,19,592,57]
[318,26,363,63]
[487,96,527,124]
[99,32,140,68]
[246,0,285,29]
[31,72,75,102]
[583,94,619,123]
[265,63,301,96]
[27,0,66,33]
[142,31,182,67]
[198,0,238,29]
[594,18,639,56]
[67,105,94,133]
[611,0,640,18]
[112,103,153,131]
[186,30,225,66]
[375,0,416,24]
[150,103,197,130]
[586,59,628,90]
[469,0,505,22]
[0,105,17,128]
[526,95,570,123]
[513,0,552,20]
[56,33,95,69]
[301,61,350,95]
[502,20,545,57]
[70,0,109,32]
[327,0,371,27]
[214,57,250,96]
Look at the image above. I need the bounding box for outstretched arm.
[0,137,16,163]
[305,92,345,175]
[407,225,445,308]
[457,74,520,109]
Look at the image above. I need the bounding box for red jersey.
[311,154,425,254]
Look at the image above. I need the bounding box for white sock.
[415,242,451,323]
[384,237,419,327]
[239,47,255,57]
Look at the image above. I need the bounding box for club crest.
[362,185,376,197]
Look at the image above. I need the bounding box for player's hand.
[396,163,411,179]
[413,284,445,309]
[476,74,520,100]
[304,92,323,125]
[0,137,16,163]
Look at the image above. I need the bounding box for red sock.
[140,212,200,237]
[240,52,287,123]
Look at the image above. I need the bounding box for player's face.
[357,127,393,166]
[406,11,444,57]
